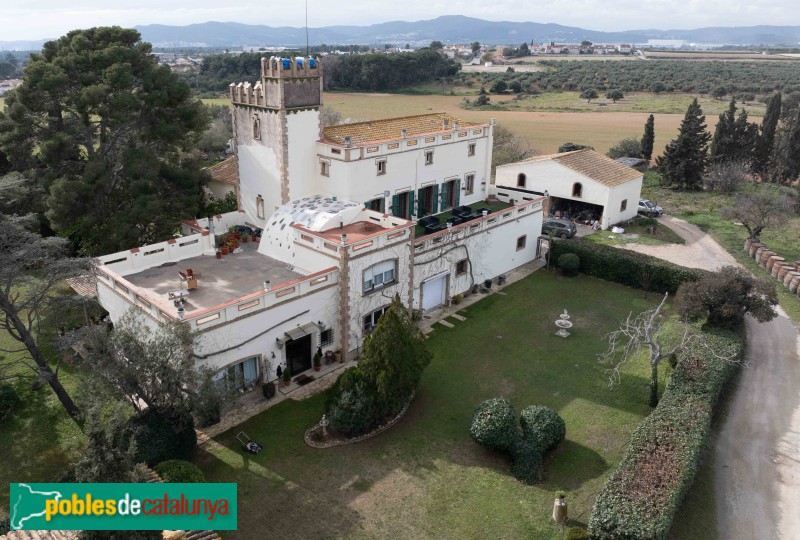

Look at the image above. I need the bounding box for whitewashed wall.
[607,178,643,225]
[96,233,214,277]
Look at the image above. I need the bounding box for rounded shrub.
[469,397,520,453]
[558,253,581,277]
[154,459,205,483]
[519,405,567,453]
[128,409,197,466]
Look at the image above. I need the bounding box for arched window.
[572,182,583,198]
[517,173,526,188]
[252,116,261,140]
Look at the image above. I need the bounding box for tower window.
[572,183,583,198]
[425,151,434,165]
[320,160,330,177]
[256,195,265,219]
[468,143,476,156]
[377,159,387,175]
[517,173,526,188]
[252,116,261,140]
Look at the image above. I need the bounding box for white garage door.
[422,274,447,311]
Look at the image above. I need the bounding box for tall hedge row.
[550,240,709,293]
[588,332,743,540]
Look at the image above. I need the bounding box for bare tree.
[703,160,749,192]
[492,125,536,179]
[0,214,88,422]
[721,184,796,239]
[320,107,344,127]
[600,293,697,407]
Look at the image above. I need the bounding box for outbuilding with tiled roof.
[494,149,643,230]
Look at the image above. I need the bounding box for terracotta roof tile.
[552,149,642,187]
[322,113,479,145]
[511,149,642,187]
[207,156,239,186]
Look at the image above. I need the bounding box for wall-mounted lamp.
[317,321,326,331]
[271,351,276,359]
[275,337,284,349]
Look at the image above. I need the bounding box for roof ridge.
[322,112,460,132]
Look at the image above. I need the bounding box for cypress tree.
[641,114,655,163]
[753,92,782,177]
[711,99,758,164]
[655,98,711,190]
[776,108,800,183]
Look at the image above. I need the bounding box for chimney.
[443,118,450,130]
[401,128,407,138]
[453,122,459,130]
[263,280,271,291]
[344,135,352,148]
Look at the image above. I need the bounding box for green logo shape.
[10,483,237,531]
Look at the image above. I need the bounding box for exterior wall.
[412,199,544,310]
[316,126,493,214]
[606,178,643,225]
[495,160,641,229]
[287,109,322,202]
[191,281,339,384]
[96,232,214,277]
[234,108,284,227]
[206,180,236,201]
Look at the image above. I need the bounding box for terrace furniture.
[446,216,465,226]
[418,215,446,235]
[453,205,473,218]
[168,289,190,306]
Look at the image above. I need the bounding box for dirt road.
[625,216,800,539]
[620,216,739,271]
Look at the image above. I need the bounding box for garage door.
[422,274,447,310]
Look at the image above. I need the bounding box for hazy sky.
[2,0,798,41]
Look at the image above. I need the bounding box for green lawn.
[582,217,685,247]
[197,271,668,539]
[0,284,99,517]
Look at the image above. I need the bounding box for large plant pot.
[335,350,343,363]
[262,381,276,399]
[220,246,229,255]
[216,252,222,259]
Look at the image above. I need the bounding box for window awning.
[285,322,319,341]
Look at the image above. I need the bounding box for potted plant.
[252,233,259,242]
[242,234,248,243]
[262,381,276,399]
[313,347,322,372]
[282,366,292,387]
[215,248,222,259]
[220,245,229,255]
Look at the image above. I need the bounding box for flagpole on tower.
[305,0,310,57]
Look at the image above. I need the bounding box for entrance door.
[286,334,312,375]
[422,274,447,310]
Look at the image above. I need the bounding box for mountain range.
[2,16,800,50]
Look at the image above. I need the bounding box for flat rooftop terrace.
[124,242,302,314]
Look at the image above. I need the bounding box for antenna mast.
[305,0,310,57]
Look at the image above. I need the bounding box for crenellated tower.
[230,56,323,226]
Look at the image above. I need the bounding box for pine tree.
[656,99,711,190]
[753,92,782,178]
[775,108,800,183]
[641,114,655,163]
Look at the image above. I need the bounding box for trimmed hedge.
[154,459,205,483]
[550,240,708,293]
[470,398,566,484]
[588,331,743,539]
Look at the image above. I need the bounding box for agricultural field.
[312,92,716,156]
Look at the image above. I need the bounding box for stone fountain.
[555,309,573,338]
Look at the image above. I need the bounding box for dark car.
[542,219,577,239]
[638,199,663,217]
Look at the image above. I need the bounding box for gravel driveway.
[623,215,800,539]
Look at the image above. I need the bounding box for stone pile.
[745,238,800,297]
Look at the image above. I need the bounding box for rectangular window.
[363,259,396,293]
[377,159,386,175]
[517,235,527,251]
[364,306,389,332]
[320,328,334,346]
[456,259,468,276]
[320,160,330,176]
[468,143,476,156]
[425,150,434,165]
[367,197,384,212]
[256,195,265,219]
[465,173,475,194]
[620,199,628,212]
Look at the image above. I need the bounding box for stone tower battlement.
[229,56,323,110]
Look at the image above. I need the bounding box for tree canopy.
[752,92,781,178]
[656,98,711,190]
[710,98,757,164]
[0,27,210,255]
[641,114,655,163]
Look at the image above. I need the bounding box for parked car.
[542,219,577,239]
[638,199,663,217]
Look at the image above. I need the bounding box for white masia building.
[91,56,545,395]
